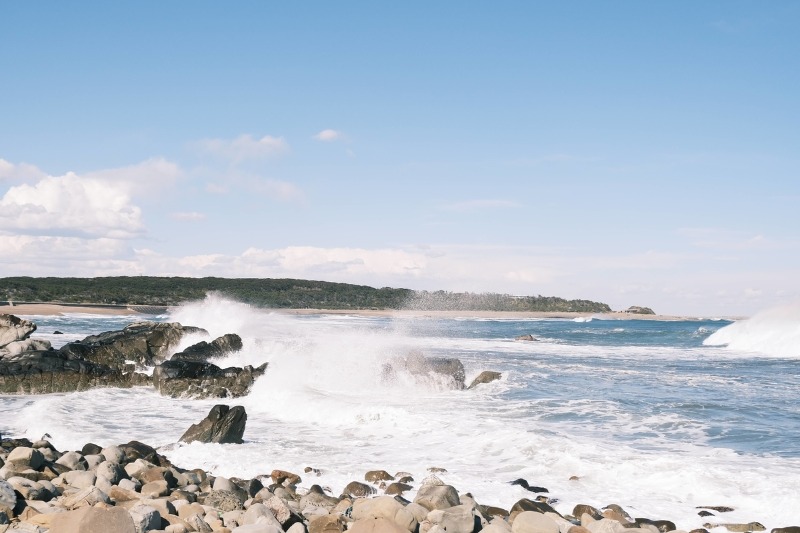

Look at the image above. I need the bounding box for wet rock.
[511,478,548,493]
[170,334,243,362]
[703,523,765,532]
[271,469,301,486]
[697,506,734,513]
[154,361,267,399]
[365,470,394,483]
[573,505,603,520]
[772,528,800,533]
[635,518,676,532]
[468,370,502,389]
[514,334,538,341]
[342,481,376,498]
[385,482,413,495]
[180,404,247,444]
[511,498,561,517]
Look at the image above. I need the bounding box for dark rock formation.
[59,321,206,370]
[0,315,267,398]
[154,362,267,399]
[387,351,466,389]
[0,350,150,394]
[514,334,538,341]
[467,370,502,389]
[171,334,243,362]
[180,405,247,444]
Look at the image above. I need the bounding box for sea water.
[2,297,799,530]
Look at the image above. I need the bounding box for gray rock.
[0,479,17,513]
[6,447,44,470]
[61,471,97,489]
[414,484,460,511]
[180,405,247,444]
[0,315,37,349]
[60,486,111,509]
[467,370,502,389]
[204,489,245,512]
[170,334,243,362]
[128,503,162,533]
[427,504,478,533]
[101,445,126,464]
[96,461,126,485]
[56,451,87,471]
[6,477,50,501]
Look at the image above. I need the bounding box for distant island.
[0,276,612,313]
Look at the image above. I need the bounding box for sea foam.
[704,303,800,358]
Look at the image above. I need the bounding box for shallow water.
[3,297,799,529]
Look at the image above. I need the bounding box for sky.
[1,2,798,316]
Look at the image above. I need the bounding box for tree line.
[0,276,612,312]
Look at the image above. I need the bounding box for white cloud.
[197,134,289,161]
[441,199,522,212]
[0,173,143,238]
[312,129,345,142]
[171,211,206,222]
[86,157,183,195]
[0,159,46,183]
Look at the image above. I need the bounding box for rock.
[308,514,345,533]
[624,306,655,315]
[141,480,170,498]
[349,517,410,533]
[154,361,267,399]
[0,349,149,394]
[6,447,44,470]
[128,503,162,533]
[60,486,112,509]
[573,505,603,520]
[48,505,136,533]
[510,499,561,517]
[772,528,800,533]
[6,477,50,501]
[696,506,734,513]
[510,479,548,493]
[468,370,502,389]
[585,518,626,533]
[352,496,417,532]
[0,479,17,514]
[0,314,37,346]
[427,503,477,533]
[635,519,676,532]
[365,470,395,482]
[385,482,413,495]
[414,483,460,511]
[170,334,243,362]
[59,321,205,370]
[96,460,126,484]
[514,334,538,341]
[342,481,375,498]
[180,405,247,444]
[1,338,52,357]
[270,469,301,486]
[204,490,245,512]
[512,511,560,533]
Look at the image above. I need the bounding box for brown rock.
[49,505,136,533]
[271,469,301,486]
[365,470,395,483]
[349,517,409,533]
[309,514,345,533]
[385,482,413,495]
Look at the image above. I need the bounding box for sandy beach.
[0,302,739,321]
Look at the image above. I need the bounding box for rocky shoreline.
[0,429,794,533]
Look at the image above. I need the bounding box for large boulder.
[154,361,267,399]
[180,404,247,444]
[48,505,136,533]
[467,370,502,389]
[59,321,206,370]
[171,334,243,362]
[0,350,150,394]
[386,351,466,389]
[0,314,37,349]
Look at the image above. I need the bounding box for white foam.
[704,303,800,358]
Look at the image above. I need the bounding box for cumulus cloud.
[0,173,143,239]
[86,157,183,195]
[312,129,345,142]
[197,134,289,161]
[0,158,46,183]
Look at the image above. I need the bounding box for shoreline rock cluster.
[0,314,265,399]
[0,433,795,533]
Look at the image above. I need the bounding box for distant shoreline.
[0,302,743,321]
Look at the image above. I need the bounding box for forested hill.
[0,276,612,313]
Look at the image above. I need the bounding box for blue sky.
[1,2,798,316]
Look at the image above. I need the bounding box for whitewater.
[2,297,799,530]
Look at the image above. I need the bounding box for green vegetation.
[0,276,612,313]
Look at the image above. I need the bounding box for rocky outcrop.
[171,333,243,362]
[383,351,466,389]
[0,350,150,394]
[154,361,267,398]
[179,405,247,444]
[467,370,502,389]
[59,321,206,370]
[0,315,266,398]
[624,305,655,315]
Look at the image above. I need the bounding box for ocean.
[2,296,799,530]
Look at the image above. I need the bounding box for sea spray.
[704,302,800,357]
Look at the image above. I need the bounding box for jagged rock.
[59,321,206,370]
[514,334,538,341]
[386,351,466,389]
[154,361,267,399]
[468,370,502,389]
[0,350,150,394]
[0,315,37,349]
[0,338,52,358]
[180,405,247,444]
[171,334,243,362]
